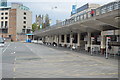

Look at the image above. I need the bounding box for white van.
[0,37,4,47]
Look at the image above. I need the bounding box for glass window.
[101,7,107,14]
[24,17,26,19]
[23,26,26,28]
[24,12,26,15]
[1,13,4,15]
[23,21,26,24]
[5,17,8,19]
[114,3,119,10]
[1,21,4,27]
[22,29,25,33]
[107,4,114,12]
[5,12,8,15]
[1,17,4,19]
[5,21,8,27]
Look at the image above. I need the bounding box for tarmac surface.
[1,42,118,78]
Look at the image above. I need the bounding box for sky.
[7,0,116,25]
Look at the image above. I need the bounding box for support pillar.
[101,31,106,54]
[64,34,67,47]
[57,35,59,45]
[87,32,91,52]
[77,33,80,47]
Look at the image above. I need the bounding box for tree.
[32,23,40,32]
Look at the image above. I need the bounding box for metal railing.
[34,1,120,34]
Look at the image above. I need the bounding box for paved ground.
[1,42,118,78]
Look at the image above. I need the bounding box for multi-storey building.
[0,1,32,41]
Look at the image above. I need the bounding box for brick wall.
[9,9,17,41]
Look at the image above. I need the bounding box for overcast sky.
[8,0,116,25]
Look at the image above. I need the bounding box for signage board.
[71,5,77,15]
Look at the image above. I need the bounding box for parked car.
[0,37,4,47]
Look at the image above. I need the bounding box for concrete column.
[101,31,106,54]
[46,36,48,43]
[64,34,67,44]
[64,34,67,47]
[59,35,61,44]
[57,35,59,45]
[87,32,91,52]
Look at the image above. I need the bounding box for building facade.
[0,1,32,41]
[34,1,120,55]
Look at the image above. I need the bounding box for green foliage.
[32,23,40,32]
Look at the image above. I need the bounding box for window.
[1,21,4,27]
[5,17,8,19]
[23,21,26,24]
[27,29,31,33]
[5,21,8,27]
[23,26,26,28]
[24,17,26,19]
[5,12,8,15]
[1,17,4,19]
[24,12,26,15]
[22,29,26,33]
[1,13,4,15]
[107,5,113,12]
[2,29,8,33]
[114,3,119,10]
[101,7,107,14]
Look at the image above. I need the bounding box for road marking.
[14,47,16,49]
[2,43,10,53]
[11,52,16,54]
[13,67,16,72]
[15,58,16,61]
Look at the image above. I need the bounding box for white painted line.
[15,58,16,61]
[11,52,16,54]
[13,67,16,72]
[2,43,10,53]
